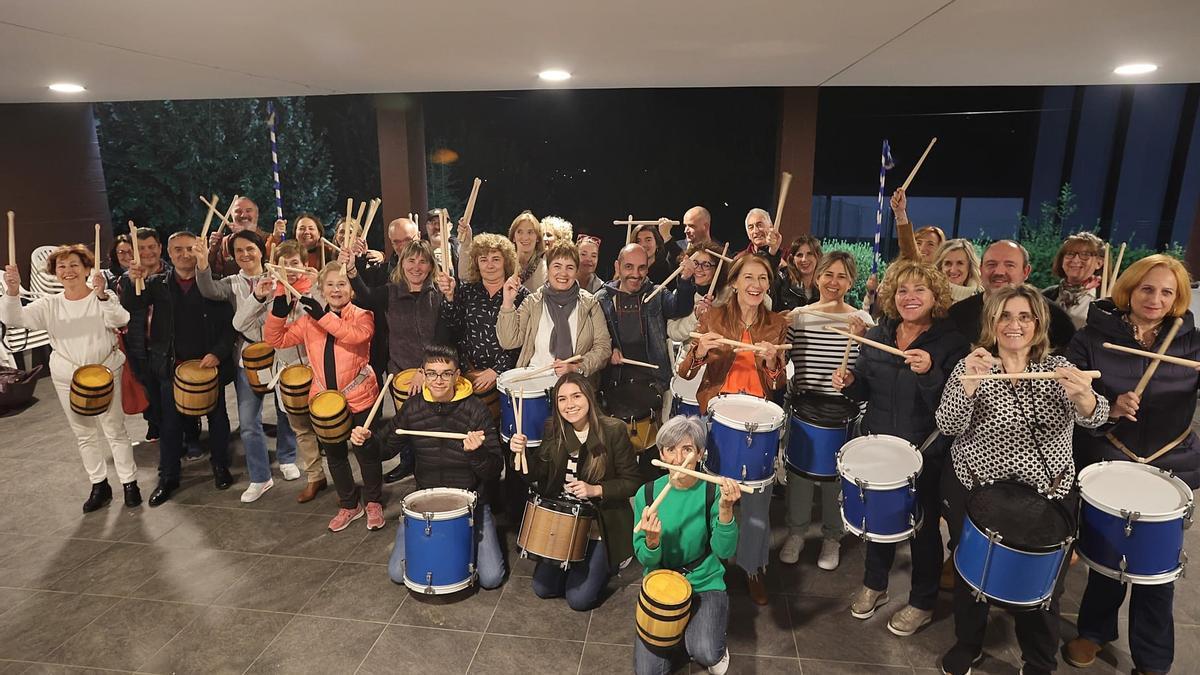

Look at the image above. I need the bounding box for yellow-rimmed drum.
[173,360,218,416]
[309,390,351,445]
[278,364,313,416]
[389,368,420,412]
[241,342,275,395]
[636,569,693,648]
[69,364,114,416]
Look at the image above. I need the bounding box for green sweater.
[633,476,739,594]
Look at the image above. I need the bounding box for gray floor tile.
[19,665,135,675]
[0,537,111,590]
[467,634,584,674]
[0,588,35,617]
[800,660,907,674]
[212,555,339,613]
[138,605,292,675]
[244,615,385,675]
[0,591,118,661]
[788,595,908,666]
[725,591,797,658]
[342,523,398,565]
[390,585,503,632]
[50,501,187,544]
[584,583,639,646]
[150,506,240,551]
[266,513,368,561]
[47,597,199,671]
[298,562,403,623]
[357,625,482,675]
[578,642,634,674]
[49,542,168,597]
[485,575,590,640]
[129,548,261,604]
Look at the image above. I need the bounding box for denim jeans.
[388,501,506,590]
[1076,569,1174,673]
[532,539,611,611]
[234,367,297,483]
[634,590,728,674]
[156,373,230,482]
[733,489,772,575]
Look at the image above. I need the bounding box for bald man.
[358,217,420,287]
[663,205,717,259]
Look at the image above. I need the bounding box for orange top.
[718,329,765,399]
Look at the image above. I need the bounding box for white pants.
[50,358,137,485]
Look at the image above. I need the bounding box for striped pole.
[266,100,284,225]
[872,139,894,274]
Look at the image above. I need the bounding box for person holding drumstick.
[3,245,139,511]
[634,416,741,675]
[934,284,1109,675]
[510,372,640,609]
[831,259,968,635]
[677,253,787,605]
[1063,254,1199,675]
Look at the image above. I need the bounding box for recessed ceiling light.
[49,82,86,93]
[1113,63,1158,76]
[538,69,571,82]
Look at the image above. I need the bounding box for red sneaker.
[328,506,364,532]
[365,502,385,531]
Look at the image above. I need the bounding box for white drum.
[837,435,923,543]
[496,367,560,446]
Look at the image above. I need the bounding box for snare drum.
[704,394,785,489]
[517,494,597,569]
[955,481,1074,609]
[669,349,704,418]
[401,488,478,595]
[837,435,923,542]
[603,380,662,453]
[787,394,859,479]
[1077,461,1193,585]
[497,367,559,446]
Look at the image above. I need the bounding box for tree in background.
[426,139,465,223]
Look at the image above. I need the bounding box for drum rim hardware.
[1077,461,1194,523]
[400,487,479,596]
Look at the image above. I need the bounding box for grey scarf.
[543,282,580,360]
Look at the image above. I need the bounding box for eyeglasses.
[422,370,458,381]
[694,261,717,270]
[1063,251,1096,260]
[998,312,1037,325]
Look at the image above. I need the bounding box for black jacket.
[948,290,1076,353]
[1065,301,1200,488]
[841,317,970,449]
[774,268,820,313]
[351,275,450,377]
[120,270,236,385]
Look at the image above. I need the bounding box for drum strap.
[1105,428,1191,465]
[643,480,716,575]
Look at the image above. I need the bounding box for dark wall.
[0,103,110,284]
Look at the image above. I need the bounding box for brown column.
[1187,195,1200,278]
[775,87,819,243]
[374,94,428,255]
[0,103,111,285]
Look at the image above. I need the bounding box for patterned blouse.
[448,281,529,374]
[936,355,1110,497]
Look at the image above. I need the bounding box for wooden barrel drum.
[69,364,114,416]
[635,569,693,648]
[173,360,218,416]
[278,364,314,416]
[309,390,351,445]
[241,342,275,395]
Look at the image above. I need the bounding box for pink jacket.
[263,302,379,413]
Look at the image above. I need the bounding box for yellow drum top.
[74,365,112,387]
[644,570,691,604]
[242,342,274,358]
[176,361,216,380]
[280,364,313,386]
[310,390,347,416]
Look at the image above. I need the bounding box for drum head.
[309,390,347,416]
[837,435,921,487]
[403,487,476,520]
[176,360,216,381]
[242,342,274,359]
[644,569,691,604]
[1078,461,1193,522]
[709,394,784,431]
[531,493,598,517]
[280,364,312,386]
[670,370,703,405]
[74,365,112,387]
[792,393,859,426]
[496,367,559,396]
[967,481,1073,553]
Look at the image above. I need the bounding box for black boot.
[383,461,412,484]
[213,466,234,490]
[123,481,142,507]
[82,481,112,513]
[148,480,180,507]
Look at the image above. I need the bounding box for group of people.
[2,188,1196,675]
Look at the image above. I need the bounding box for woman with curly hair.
[510,211,547,292]
[450,233,530,395]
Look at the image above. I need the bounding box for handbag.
[117,332,149,414]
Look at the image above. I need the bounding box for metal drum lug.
[1121,509,1140,538]
[424,522,433,537]
[856,479,866,503]
[424,571,434,595]
[741,465,747,481]
[1185,501,1195,529]
[1119,555,1128,584]
[859,516,868,541]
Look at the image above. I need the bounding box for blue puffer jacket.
[1065,300,1200,489]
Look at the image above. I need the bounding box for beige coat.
[496,288,612,380]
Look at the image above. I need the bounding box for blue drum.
[401,488,477,595]
[786,394,859,479]
[955,481,1074,609]
[669,368,703,419]
[497,367,559,446]
[838,435,923,542]
[704,394,785,490]
[1077,461,1193,585]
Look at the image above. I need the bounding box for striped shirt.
[787,309,875,396]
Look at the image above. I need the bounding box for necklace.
[1123,313,1162,349]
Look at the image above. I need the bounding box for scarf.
[543,282,580,360]
[520,253,542,283]
[1057,282,1092,309]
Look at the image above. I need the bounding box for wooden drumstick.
[360,198,381,242]
[617,357,659,369]
[1110,242,1126,291]
[510,355,582,382]
[1103,339,1200,369]
[394,428,470,440]
[772,171,792,231]
[362,373,395,431]
[960,370,1101,381]
[199,194,230,239]
[93,224,101,276]
[1133,316,1184,396]
[214,195,238,236]
[825,326,908,358]
[270,267,302,300]
[515,389,527,474]
[439,209,453,277]
[900,137,937,192]
[838,339,853,374]
[6,211,14,267]
[707,243,729,297]
[321,237,343,253]
[462,178,482,227]
[649,459,754,494]
[265,262,314,276]
[634,451,696,533]
[128,220,142,296]
[611,219,680,226]
[1100,243,1111,297]
[688,332,789,353]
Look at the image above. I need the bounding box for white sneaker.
[279,463,301,481]
[817,538,841,570]
[240,479,274,503]
[707,648,730,675]
[779,533,805,564]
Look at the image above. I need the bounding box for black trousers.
[863,455,946,610]
[1077,569,1174,672]
[941,468,1075,675]
[321,410,382,508]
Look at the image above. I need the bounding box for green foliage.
[95,98,337,238]
[822,238,885,306]
[426,138,465,220]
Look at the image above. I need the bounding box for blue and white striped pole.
[873,139,894,274]
[266,100,284,225]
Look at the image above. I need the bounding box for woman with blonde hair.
[1042,231,1104,329]
[450,233,529,395]
[933,238,983,303]
[509,211,547,291]
[1063,254,1198,675]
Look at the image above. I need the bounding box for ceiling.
[2,0,1198,103]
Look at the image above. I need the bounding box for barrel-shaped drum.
[278,364,313,416]
[389,368,420,413]
[173,360,218,416]
[241,342,276,395]
[69,365,114,417]
[309,390,351,445]
[636,569,693,648]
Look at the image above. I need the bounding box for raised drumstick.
[462,178,482,227]
[361,373,395,431]
[650,459,754,494]
[900,137,938,192]
[645,265,687,303]
[1100,243,1111,297]
[1103,339,1200,370]
[707,242,730,297]
[511,355,583,382]
[360,198,382,242]
[93,224,101,276]
[6,211,14,266]
[634,451,696,533]
[128,220,142,296]
[214,195,238,236]
[394,428,470,440]
[825,326,907,358]
[1110,242,1126,291]
[1133,317,1184,396]
[772,171,793,231]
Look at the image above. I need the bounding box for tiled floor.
[1,377,1198,674]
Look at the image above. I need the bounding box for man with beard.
[948,240,1075,350]
[424,209,460,277]
[208,197,285,277]
[595,244,696,476]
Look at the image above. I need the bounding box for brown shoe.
[747,573,768,606]
[1063,637,1101,668]
[297,479,327,504]
[939,556,955,591]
